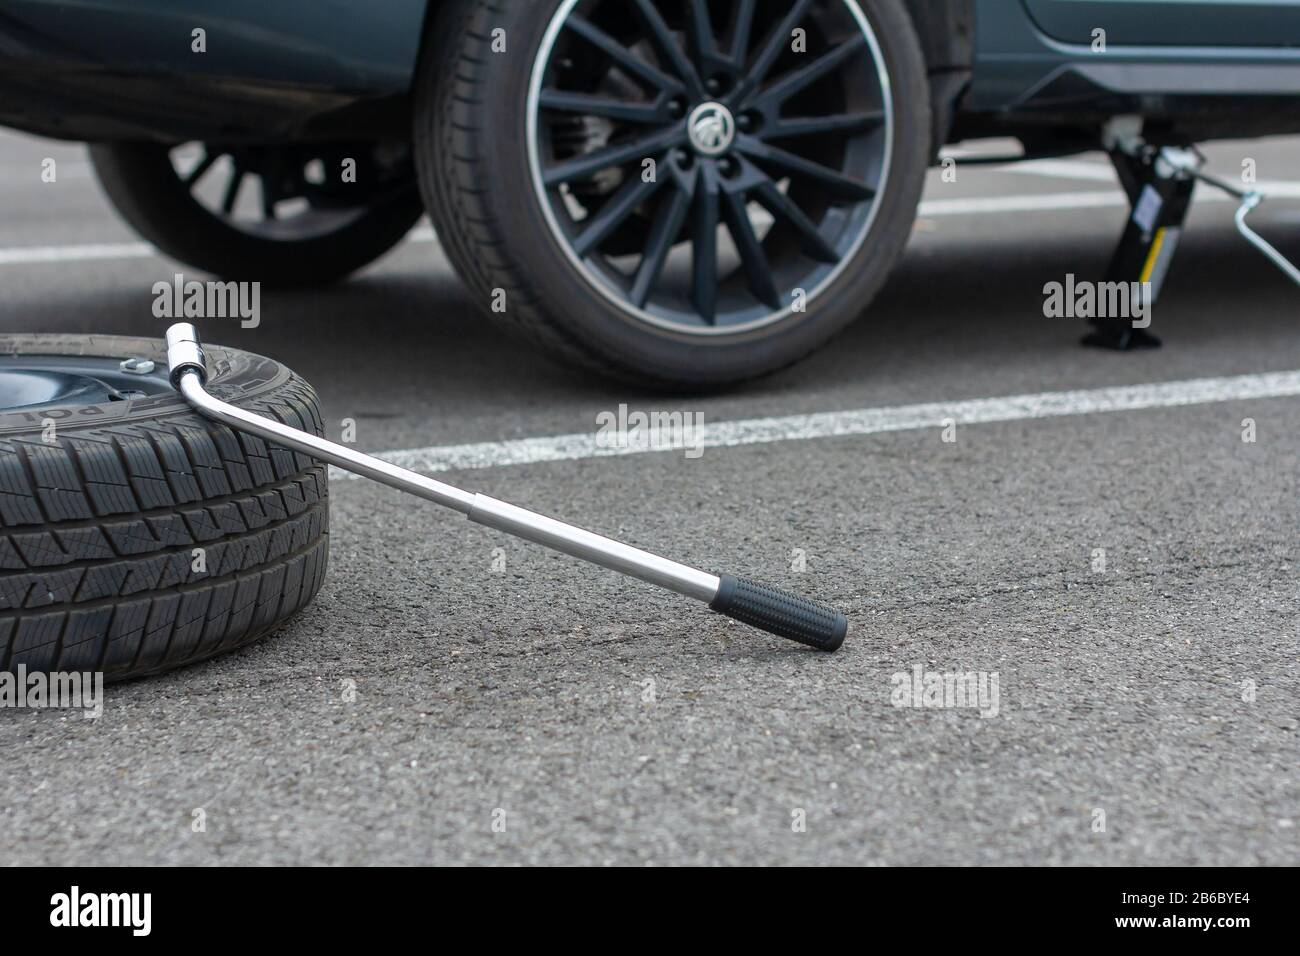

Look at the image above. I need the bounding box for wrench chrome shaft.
[166,324,847,651]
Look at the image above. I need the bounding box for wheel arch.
[901,0,976,157]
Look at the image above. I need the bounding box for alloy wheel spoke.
[764,111,884,141]
[221,166,245,215]
[260,179,278,220]
[720,188,781,310]
[258,152,283,220]
[183,149,218,189]
[543,127,684,186]
[539,89,667,125]
[686,0,718,63]
[751,179,840,264]
[629,0,702,94]
[565,15,684,94]
[691,164,720,322]
[737,136,875,201]
[727,0,758,65]
[572,172,665,258]
[750,35,866,110]
[631,185,692,307]
[739,0,816,97]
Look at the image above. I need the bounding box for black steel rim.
[0,356,175,412]
[530,0,891,333]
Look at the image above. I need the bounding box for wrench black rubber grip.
[709,575,848,652]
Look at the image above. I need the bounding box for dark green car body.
[1,0,1297,148]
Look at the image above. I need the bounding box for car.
[2,0,1298,386]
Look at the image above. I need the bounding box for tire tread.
[0,372,329,681]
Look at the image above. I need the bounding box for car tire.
[89,142,426,286]
[416,0,930,387]
[0,334,329,682]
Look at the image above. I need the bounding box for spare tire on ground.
[0,334,328,682]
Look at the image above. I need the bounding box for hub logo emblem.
[687,102,736,156]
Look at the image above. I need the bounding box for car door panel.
[1021,0,1300,47]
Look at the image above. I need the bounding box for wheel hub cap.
[687,102,736,157]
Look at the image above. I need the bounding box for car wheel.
[0,334,329,682]
[89,141,425,285]
[417,0,929,387]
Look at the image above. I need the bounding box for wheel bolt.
[706,78,721,95]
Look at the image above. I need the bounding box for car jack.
[1085,132,1194,350]
[1086,120,1300,350]
[164,324,848,653]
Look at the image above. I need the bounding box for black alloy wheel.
[416,0,929,386]
[528,0,894,333]
[90,140,425,285]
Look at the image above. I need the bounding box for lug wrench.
[165,323,848,651]
[1181,158,1300,289]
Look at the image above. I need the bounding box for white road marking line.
[0,241,153,265]
[7,180,1296,267]
[998,159,1117,183]
[917,191,1125,216]
[917,181,1300,218]
[1224,180,1299,197]
[936,153,1116,183]
[0,229,438,266]
[330,370,1300,479]
[998,159,1300,198]
[0,163,94,180]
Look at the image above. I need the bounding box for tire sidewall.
[453,0,930,384]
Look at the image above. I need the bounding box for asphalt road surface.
[1,129,1297,866]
